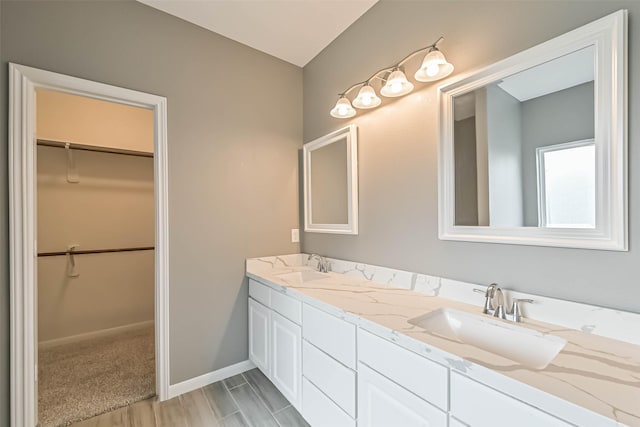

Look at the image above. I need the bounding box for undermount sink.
[276,270,330,284]
[408,308,566,369]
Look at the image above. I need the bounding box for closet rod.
[38,246,155,257]
[37,139,154,158]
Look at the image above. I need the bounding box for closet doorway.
[9,64,170,427]
[36,89,155,426]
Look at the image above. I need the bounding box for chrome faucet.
[308,253,330,273]
[474,283,533,322]
[476,283,499,314]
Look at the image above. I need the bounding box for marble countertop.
[247,260,640,426]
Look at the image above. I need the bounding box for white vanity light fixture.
[329,36,453,118]
[330,95,357,118]
[415,46,455,82]
[380,68,414,97]
[352,83,382,109]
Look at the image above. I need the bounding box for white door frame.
[8,63,171,427]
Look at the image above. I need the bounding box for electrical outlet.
[291,228,300,243]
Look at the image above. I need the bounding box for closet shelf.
[37,139,154,158]
[38,246,155,257]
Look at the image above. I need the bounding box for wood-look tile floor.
[70,368,309,427]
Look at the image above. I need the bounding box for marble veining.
[246,254,640,426]
[295,254,640,345]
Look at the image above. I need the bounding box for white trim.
[9,63,171,427]
[168,360,256,399]
[38,320,155,349]
[437,10,627,251]
[303,125,359,235]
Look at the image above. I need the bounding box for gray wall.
[302,1,639,314]
[0,1,302,424]
[0,1,7,424]
[521,82,595,226]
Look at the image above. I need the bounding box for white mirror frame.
[438,10,627,251]
[304,125,359,234]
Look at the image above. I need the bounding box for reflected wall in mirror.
[304,125,358,234]
[311,137,349,224]
[439,10,627,250]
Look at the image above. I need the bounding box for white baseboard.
[167,359,256,399]
[38,320,154,349]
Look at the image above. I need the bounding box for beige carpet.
[38,326,155,427]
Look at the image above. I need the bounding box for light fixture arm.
[397,36,444,67]
[339,69,392,97]
[338,80,369,98]
[336,36,445,98]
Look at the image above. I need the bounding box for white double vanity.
[246,9,638,427]
[246,254,640,427]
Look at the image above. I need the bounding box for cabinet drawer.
[302,340,356,417]
[249,279,270,307]
[302,304,356,369]
[271,290,301,325]
[358,362,447,427]
[451,372,573,427]
[358,328,448,411]
[302,377,355,427]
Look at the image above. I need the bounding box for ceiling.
[498,46,594,102]
[137,0,378,67]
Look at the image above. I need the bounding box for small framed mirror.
[304,125,358,234]
[438,10,627,250]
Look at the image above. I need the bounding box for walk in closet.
[35,89,156,427]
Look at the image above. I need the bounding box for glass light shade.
[330,96,356,118]
[380,70,414,97]
[415,49,454,82]
[352,84,382,109]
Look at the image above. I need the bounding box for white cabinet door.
[249,298,270,376]
[271,311,302,410]
[358,363,447,427]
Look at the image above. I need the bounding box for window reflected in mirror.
[537,140,595,228]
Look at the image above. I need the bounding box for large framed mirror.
[438,10,627,250]
[304,125,358,234]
